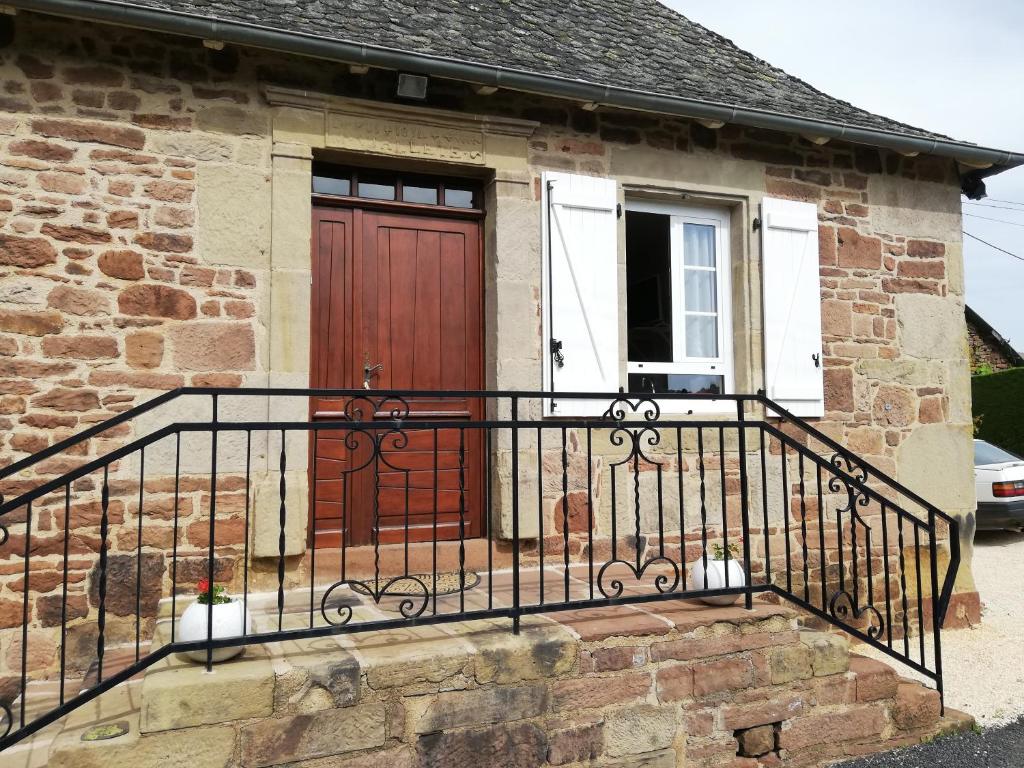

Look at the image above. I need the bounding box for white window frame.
[625,199,734,414]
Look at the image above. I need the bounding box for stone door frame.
[253,87,538,555]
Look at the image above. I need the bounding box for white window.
[625,200,733,409]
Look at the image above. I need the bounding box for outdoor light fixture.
[396,73,429,100]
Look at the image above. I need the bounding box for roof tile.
[121,0,949,141]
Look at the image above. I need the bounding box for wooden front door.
[310,205,484,548]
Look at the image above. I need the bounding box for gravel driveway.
[856,530,1024,726]
[840,717,1022,768]
[840,530,1024,765]
[945,530,1024,726]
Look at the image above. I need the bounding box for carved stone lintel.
[262,88,539,166]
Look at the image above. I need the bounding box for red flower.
[197,579,210,594]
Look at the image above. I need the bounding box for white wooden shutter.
[761,197,825,418]
[542,171,620,416]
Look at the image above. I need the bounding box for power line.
[964,231,1024,264]
[962,201,1024,213]
[982,197,1024,208]
[963,212,1024,228]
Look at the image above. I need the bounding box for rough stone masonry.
[0,8,978,698]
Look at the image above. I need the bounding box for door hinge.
[550,338,565,368]
[752,217,762,232]
[616,203,623,219]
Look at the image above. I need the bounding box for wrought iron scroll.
[596,397,680,599]
[0,495,8,740]
[826,452,884,639]
[319,418,429,626]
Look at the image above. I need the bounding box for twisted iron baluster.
[676,427,685,591]
[719,427,728,588]
[96,468,109,685]
[799,452,808,602]
[206,397,219,671]
[58,485,71,706]
[697,427,708,589]
[277,430,287,633]
[136,446,145,662]
[561,427,570,603]
[171,434,181,643]
[458,427,466,613]
[633,450,642,573]
[19,501,31,728]
[242,430,251,636]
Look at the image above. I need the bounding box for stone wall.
[46,603,969,768]
[0,9,978,695]
[967,313,1020,373]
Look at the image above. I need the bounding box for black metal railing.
[0,389,960,750]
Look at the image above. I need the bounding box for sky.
[661,0,1024,349]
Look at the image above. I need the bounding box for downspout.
[8,0,1024,194]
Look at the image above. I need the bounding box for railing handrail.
[762,420,960,627]
[2,388,954,525]
[0,387,961,621]
[754,394,958,527]
[0,388,767,482]
[0,387,963,751]
[0,414,935,532]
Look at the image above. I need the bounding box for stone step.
[1,642,151,768]
[138,644,275,734]
[47,682,235,768]
[28,597,966,768]
[847,653,900,702]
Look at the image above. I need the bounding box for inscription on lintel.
[327,112,485,164]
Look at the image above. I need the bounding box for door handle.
[363,355,383,389]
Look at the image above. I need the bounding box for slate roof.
[116,0,951,142]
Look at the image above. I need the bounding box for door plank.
[310,204,484,548]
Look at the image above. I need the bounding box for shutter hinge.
[616,203,623,219]
[752,217,762,232]
[550,338,565,368]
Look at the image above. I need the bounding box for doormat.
[352,571,481,597]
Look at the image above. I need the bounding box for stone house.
[966,305,1022,373]
[0,1,1020,765]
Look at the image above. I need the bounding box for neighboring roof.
[966,306,1024,368]
[11,0,1024,177]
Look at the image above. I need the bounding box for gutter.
[9,0,1024,193]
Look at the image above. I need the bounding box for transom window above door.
[625,200,733,399]
[312,163,480,210]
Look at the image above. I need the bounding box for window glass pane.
[312,174,351,196]
[357,180,396,200]
[685,315,718,357]
[628,372,723,395]
[402,184,438,205]
[684,269,717,312]
[683,223,716,267]
[626,211,673,363]
[444,188,475,208]
[975,441,1022,465]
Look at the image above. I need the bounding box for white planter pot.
[177,598,251,663]
[691,558,746,606]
